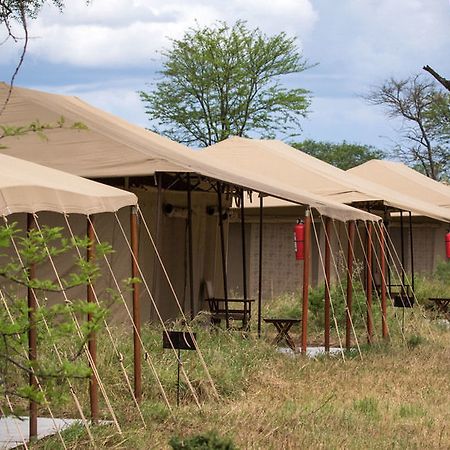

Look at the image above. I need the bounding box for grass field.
[29,296,450,450]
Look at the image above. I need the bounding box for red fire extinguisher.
[294,219,305,260]
[446,231,450,259]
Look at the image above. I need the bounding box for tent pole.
[366,222,373,344]
[151,173,163,320]
[240,189,248,328]
[258,195,264,338]
[324,217,331,352]
[409,212,415,293]
[217,182,229,327]
[130,206,142,402]
[346,221,355,350]
[301,209,311,353]
[187,173,195,320]
[240,189,248,300]
[87,216,99,422]
[27,214,38,441]
[400,211,406,286]
[380,223,388,339]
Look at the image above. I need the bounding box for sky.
[1,0,449,150]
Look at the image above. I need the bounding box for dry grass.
[33,312,450,450]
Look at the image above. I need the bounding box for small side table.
[429,297,450,319]
[263,318,301,351]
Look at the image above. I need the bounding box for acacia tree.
[366,75,450,180]
[140,21,313,147]
[291,139,384,170]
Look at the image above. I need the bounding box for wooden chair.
[202,280,254,330]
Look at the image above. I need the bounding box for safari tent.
[0,83,378,325]
[202,137,450,298]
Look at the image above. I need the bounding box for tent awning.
[0,83,379,222]
[348,160,450,210]
[0,154,137,216]
[202,137,450,223]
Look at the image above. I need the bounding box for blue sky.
[1,0,449,150]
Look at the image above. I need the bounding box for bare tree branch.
[423,65,450,92]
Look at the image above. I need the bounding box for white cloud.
[23,0,317,68]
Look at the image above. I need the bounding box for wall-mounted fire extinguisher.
[446,231,450,259]
[294,219,305,260]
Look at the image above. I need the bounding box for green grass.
[9,268,450,449]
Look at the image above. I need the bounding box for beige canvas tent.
[0,83,380,321]
[201,138,450,296]
[348,160,450,209]
[0,153,139,318]
[203,137,450,222]
[0,153,137,215]
[348,160,450,277]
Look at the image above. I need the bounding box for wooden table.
[263,318,301,351]
[429,298,450,319]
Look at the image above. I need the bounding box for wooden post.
[380,223,388,339]
[217,182,229,328]
[130,206,142,402]
[301,209,311,353]
[324,217,331,352]
[240,189,248,328]
[258,195,264,338]
[409,212,415,293]
[346,221,355,350]
[366,222,373,344]
[187,173,195,320]
[27,214,38,441]
[87,217,99,422]
[400,211,406,286]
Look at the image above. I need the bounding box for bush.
[169,431,236,450]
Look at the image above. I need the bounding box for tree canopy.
[140,21,313,147]
[366,75,449,180]
[291,139,384,170]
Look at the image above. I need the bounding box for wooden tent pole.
[366,222,373,344]
[324,217,331,352]
[258,195,264,338]
[346,221,355,350]
[217,182,229,328]
[87,216,99,422]
[301,209,311,353]
[240,189,248,328]
[130,206,142,402]
[27,213,38,441]
[187,173,195,320]
[380,223,388,339]
[400,211,406,286]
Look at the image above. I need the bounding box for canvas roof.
[0,154,137,216]
[203,137,450,223]
[0,83,378,222]
[348,160,450,210]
